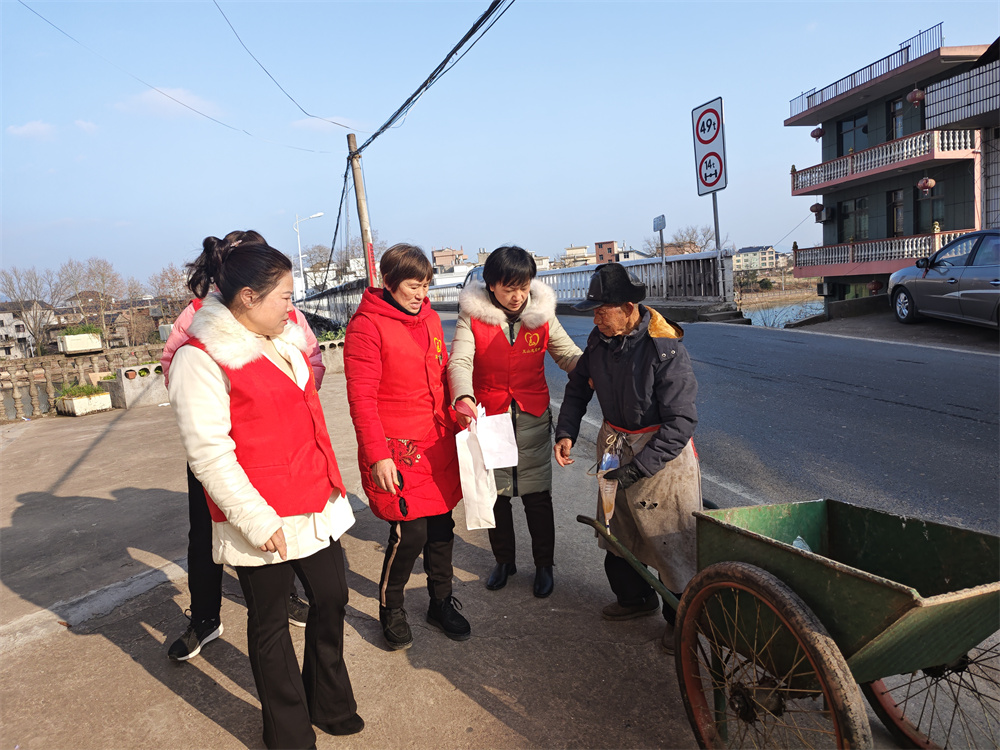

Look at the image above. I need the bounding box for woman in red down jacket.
[344,243,470,651]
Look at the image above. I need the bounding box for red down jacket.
[343,288,461,522]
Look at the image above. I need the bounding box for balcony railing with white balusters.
[791,129,979,195]
[794,230,973,270]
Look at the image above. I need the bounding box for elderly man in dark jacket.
[554,263,700,653]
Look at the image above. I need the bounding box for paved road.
[440,312,999,534]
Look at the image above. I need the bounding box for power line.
[357,0,516,153]
[16,0,334,154]
[211,0,363,133]
[318,0,517,290]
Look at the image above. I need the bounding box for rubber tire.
[893,287,919,324]
[675,561,872,749]
[861,632,1000,749]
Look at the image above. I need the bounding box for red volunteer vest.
[185,337,346,522]
[363,312,450,439]
[470,317,550,417]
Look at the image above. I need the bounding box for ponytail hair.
[185,230,291,306]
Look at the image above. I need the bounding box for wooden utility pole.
[347,134,377,287]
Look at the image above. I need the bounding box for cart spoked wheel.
[861,631,1000,749]
[675,562,872,749]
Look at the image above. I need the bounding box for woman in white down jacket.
[168,234,361,749]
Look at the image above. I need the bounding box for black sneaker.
[287,594,310,628]
[379,606,413,650]
[426,596,471,641]
[168,614,223,661]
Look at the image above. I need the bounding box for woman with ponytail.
[168,233,361,749]
[161,230,321,663]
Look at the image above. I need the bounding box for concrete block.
[100,366,168,409]
[55,391,113,416]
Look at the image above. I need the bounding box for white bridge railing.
[792,129,978,193]
[303,253,729,324]
[794,230,973,268]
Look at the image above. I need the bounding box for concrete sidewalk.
[0,372,696,750]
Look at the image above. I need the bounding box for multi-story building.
[431,247,468,270]
[786,25,991,302]
[733,246,777,271]
[596,240,637,263]
[561,245,596,267]
[0,307,34,358]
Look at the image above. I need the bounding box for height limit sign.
[692,97,728,196]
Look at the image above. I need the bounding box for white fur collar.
[188,293,307,369]
[458,279,556,328]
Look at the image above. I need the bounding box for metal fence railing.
[304,253,730,325]
[789,24,943,118]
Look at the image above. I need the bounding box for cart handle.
[576,514,680,614]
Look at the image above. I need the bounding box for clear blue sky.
[3,1,996,282]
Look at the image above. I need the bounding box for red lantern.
[868,280,883,294]
[810,126,825,141]
[809,203,824,214]
[917,177,936,196]
[906,88,925,106]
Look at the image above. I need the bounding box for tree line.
[0,257,190,356]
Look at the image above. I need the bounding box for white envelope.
[473,403,519,470]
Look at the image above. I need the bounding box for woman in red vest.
[344,243,469,651]
[448,246,581,598]
[168,235,361,749]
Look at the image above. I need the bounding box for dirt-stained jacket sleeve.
[631,344,698,477]
[343,314,391,468]
[446,311,476,404]
[168,345,282,548]
[554,343,595,444]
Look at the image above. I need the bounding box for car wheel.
[893,288,919,324]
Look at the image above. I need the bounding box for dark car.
[457,266,484,289]
[888,229,999,329]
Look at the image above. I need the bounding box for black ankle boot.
[533,566,554,598]
[485,562,516,590]
[426,595,471,641]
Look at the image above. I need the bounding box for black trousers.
[488,490,555,567]
[236,541,356,750]
[186,465,223,622]
[378,511,455,609]
[186,465,297,622]
[604,551,677,625]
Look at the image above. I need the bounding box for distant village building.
[733,245,777,271]
[560,245,596,267]
[0,305,35,358]
[431,247,468,271]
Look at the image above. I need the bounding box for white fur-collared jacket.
[169,293,352,567]
[447,279,581,496]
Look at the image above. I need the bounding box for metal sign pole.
[712,192,724,300]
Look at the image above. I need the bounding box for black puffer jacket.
[554,305,698,477]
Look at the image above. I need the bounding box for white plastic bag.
[456,414,498,530]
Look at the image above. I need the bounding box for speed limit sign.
[692,97,727,195]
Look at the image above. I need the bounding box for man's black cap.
[573,263,647,311]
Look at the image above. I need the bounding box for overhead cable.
[16,0,334,154]
[212,0,362,133]
[319,0,517,289]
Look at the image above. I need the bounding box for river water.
[738,299,825,328]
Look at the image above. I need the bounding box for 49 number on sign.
[691,97,727,195]
[696,109,720,144]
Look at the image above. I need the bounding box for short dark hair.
[380,243,433,290]
[482,245,536,288]
[185,230,292,306]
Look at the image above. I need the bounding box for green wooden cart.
[578,499,1000,749]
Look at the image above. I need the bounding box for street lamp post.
[293,212,324,299]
